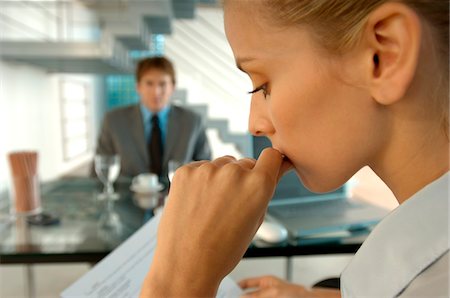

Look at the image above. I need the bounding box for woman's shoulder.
[399,251,449,297]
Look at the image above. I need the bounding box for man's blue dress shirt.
[139,104,171,147]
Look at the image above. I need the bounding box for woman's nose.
[248,95,275,137]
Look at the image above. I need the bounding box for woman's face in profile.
[224,2,386,192]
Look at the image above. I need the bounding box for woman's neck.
[371,123,449,204]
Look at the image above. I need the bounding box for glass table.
[0,177,370,264]
[0,177,370,296]
[0,178,162,264]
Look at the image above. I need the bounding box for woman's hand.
[140,148,292,297]
[239,276,341,298]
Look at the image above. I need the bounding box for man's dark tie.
[149,115,163,176]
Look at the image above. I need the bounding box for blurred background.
[0,0,252,202]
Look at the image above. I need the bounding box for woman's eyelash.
[248,83,269,98]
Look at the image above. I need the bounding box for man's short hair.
[135,56,176,85]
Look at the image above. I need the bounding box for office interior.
[0,1,400,297]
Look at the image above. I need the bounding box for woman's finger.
[254,148,285,184]
[239,277,264,289]
[235,157,257,169]
[239,276,279,289]
[241,289,262,298]
[241,287,279,298]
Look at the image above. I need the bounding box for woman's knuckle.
[222,155,237,161]
[223,162,241,171]
[175,165,189,177]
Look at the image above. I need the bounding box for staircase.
[172,89,253,159]
[166,7,253,157]
[0,0,175,73]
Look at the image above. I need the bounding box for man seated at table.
[92,56,212,184]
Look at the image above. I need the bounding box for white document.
[61,212,243,298]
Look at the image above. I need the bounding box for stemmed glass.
[97,197,123,245]
[160,160,182,208]
[94,154,121,200]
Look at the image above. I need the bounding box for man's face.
[136,69,174,112]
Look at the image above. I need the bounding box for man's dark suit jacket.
[92,104,211,178]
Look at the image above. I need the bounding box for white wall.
[0,60,105,204]
[0,0,106,206]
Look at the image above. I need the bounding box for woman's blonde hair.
[253,0,449,137]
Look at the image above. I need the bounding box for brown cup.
[11,174,42,214]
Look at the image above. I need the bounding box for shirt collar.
[341,172,449,297]
[139,103,171,122]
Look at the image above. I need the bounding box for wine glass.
[94,154,121,200]
[98,198,123,245]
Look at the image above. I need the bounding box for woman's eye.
[248,83,270,99]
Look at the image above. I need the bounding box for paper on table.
[61,212,242,298]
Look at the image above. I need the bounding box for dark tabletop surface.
[0,177,368,264]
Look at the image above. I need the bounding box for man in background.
[92,56,211,183]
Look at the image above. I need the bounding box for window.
[60,80,90,160]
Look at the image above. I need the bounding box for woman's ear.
[363,2,421,105]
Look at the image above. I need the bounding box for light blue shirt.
[341,172,449,297]
[140,104,171,147]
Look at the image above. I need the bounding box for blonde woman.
[141,0,449,297]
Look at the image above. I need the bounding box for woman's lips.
[272,146,286,158]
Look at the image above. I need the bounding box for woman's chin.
[292,168,344,194]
